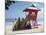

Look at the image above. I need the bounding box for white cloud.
[37,8,44,20]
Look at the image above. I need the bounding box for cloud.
[37,8,44,20]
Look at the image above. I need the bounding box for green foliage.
[5,0,15,10]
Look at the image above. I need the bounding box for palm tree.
[5,0,15,10]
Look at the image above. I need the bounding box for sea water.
[5,19,44,28]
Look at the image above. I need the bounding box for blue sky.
[5,1,44,20]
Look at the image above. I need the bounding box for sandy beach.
[5,21,44,35]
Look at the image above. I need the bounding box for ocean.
[5,19,44,27]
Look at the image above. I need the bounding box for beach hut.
[23,4,40,28]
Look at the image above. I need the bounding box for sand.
[5,22,44,35]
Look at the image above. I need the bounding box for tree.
[5,0,15,10]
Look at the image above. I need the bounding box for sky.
[5,1,44,20]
